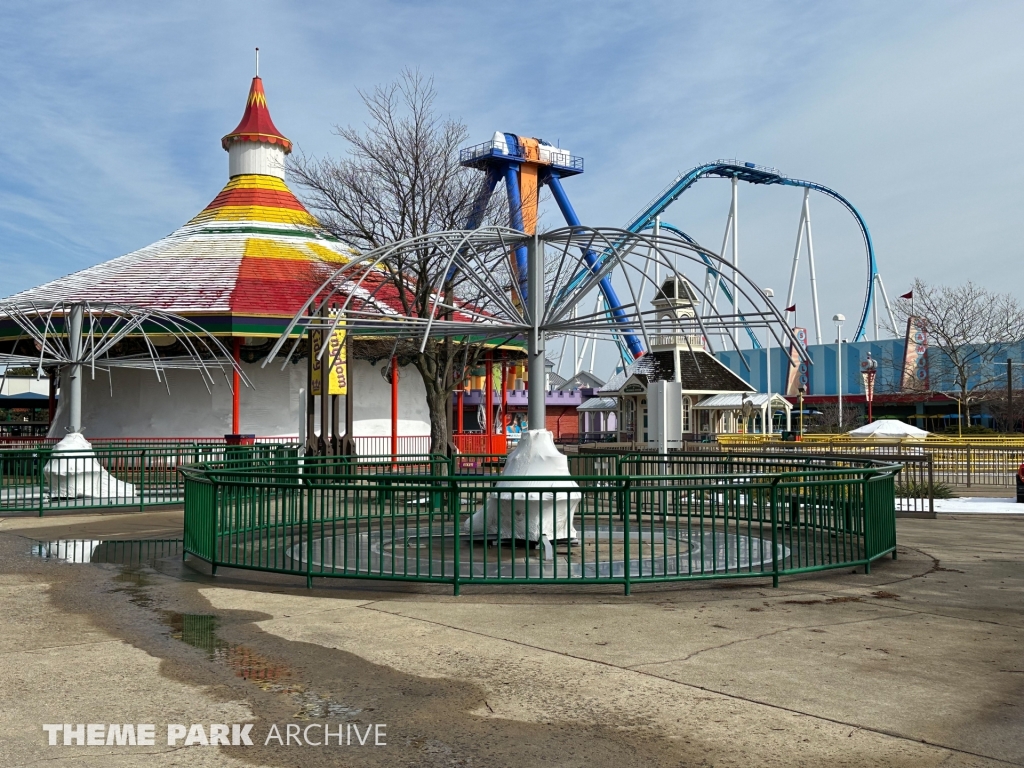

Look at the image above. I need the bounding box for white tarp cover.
[43,433,137,500]
[847,420,929,439]
[463,430,580,542]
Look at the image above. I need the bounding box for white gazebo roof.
[693,393,791,410]
[847,420,929,439]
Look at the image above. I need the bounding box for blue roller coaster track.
[625,160,879,342]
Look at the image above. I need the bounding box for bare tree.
[288,70,507,453]
[888,279,1024,427]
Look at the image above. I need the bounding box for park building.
[598,276,791,444]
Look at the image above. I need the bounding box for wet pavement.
[0,510,1021,766]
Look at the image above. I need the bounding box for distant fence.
[0,442,298,515]
[578,445,933,516]
[717,437,1023,489]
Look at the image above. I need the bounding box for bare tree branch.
[287,70,508,453]
[886,278,1024,423]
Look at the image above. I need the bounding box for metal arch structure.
[0,300,249,433]
[633,219,761,350]
[624,160,895,342]
[265,226,809,430]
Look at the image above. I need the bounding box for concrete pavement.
[0,511,1020,767]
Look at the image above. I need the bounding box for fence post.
[37,449,46,517]
[863,476,872,574]
[451,476,460,596]
[139,449,146,513]
[623,475,631,596]
[770,479,779,588]
[965,444,972,487]
[210,481,218,576]
[927,455,934,517]
[306,482,315,589]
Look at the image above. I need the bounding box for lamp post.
[833,314,845,431]
[798,386,805,439]
[862,353,877,423]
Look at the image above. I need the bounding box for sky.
[1,1,1021,379]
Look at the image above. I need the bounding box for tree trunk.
[423,380,450,457]
[413,349,452,458]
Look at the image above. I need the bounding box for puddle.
[30,538,182,566]
[164,611,362,720]
[30,536,363,720]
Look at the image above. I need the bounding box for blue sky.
[1,1,1021,375]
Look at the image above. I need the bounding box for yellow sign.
[326,327,347,396]
[310,324,347,397]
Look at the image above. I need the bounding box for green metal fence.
[1,442,298,515]
[181,452,900,593]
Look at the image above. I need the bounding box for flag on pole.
[900,290,913,300]
[784,304,796,313]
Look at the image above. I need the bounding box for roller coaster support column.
[546,173,645,359]
[527,234,547,430]
[731,176,740,346]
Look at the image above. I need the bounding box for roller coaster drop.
[459,135,896,363]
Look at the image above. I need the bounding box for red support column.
[457,388,464,433]
[501,360,509,453]
[391,356,399,464]
[232,337,242,435]
[485,353,494,454]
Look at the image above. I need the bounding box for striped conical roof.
[5,79,358,337]
[222,76,293,153]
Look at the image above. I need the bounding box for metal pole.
[485,352,494,449]
[785,194,806,327]
[501,360,509,438]
[527,234,546,432]
[836,330,843,431]
[806,194,822,345]
[1008,359,1013,433]
[391,356,399,465]
[731,177,740,346]
[654,215,661,294]
[231,337,242,435]
[68,303,83,433]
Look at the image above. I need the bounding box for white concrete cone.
[463,430,580,542]
[43,433,137,500]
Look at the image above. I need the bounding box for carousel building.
[6,74,429,440]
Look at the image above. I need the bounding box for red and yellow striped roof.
[5,79,367,337]
[221,77,292,153]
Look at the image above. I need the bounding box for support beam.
[485,352,494,447]
[785,190,807,327]
[391,356,399,464]
[731,176,740,347]
[68,303,83,433]
[231,337,242,435]
[501,359,509,436]
[527,234,546,431]
[805,193,823,345]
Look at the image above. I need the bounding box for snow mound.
[463,429,579,542]
[43,433,137,501]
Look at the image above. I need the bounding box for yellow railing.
[716,434,1024,448]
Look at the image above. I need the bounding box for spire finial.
[255,47,259,77]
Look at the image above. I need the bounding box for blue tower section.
[459,133,645,360]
